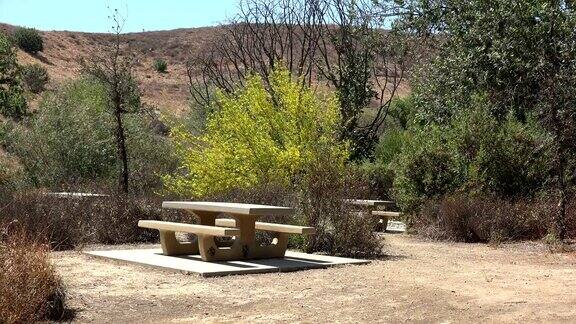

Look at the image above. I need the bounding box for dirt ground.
[52,234,576,323]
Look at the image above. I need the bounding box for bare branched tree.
[188,0,409,159]
[82,8,140,193]
[315,0,408,158]
[188,0,327,105]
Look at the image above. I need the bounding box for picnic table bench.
[344,199,396,209]
[139,201,315,262]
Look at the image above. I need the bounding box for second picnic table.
[345,199,401,231]
[139,201,315,262]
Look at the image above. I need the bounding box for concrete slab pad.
[85,249,370,277]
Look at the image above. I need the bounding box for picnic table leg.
[159,230,199,256]
[197,214,258,262]
[252,232,289,258]
[194,213,291,261]
[158,211,220,256]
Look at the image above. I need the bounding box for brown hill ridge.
[1,23,410,115]
[1,23,222,113]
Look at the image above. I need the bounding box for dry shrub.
[90,194,167,244]
[0,190,189,250]
[414,194,576,242]
[0,190,93,250]
[299,159,383,258]
[0,227,66,323]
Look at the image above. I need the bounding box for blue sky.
[0,0,239,33]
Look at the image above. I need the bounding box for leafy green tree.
[397,0,576,240]
[4,78,174,191]
[0,34,27,119]
[5,78,116,186]
[164,65,348,197]
[393,101,550,213]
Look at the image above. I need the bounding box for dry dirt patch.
[52,235,576,323]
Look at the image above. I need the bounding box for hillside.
[1,23,222,113]
[1,23,410,115]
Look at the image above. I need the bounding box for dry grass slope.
[1,23,410,115]
[1,23,221,113]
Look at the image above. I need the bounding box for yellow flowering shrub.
[164,65,348,197]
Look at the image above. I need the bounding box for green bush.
[13,27,43,54]
[392,100,550,214]
[0,33,27,119]
[3,78,176,191]
[0,153,28,201]
[153,58,167,73]
[21,64,49,93]
[375,128,406,166]
[387,96,418,130]
[5,78,116,186]
[450,104,551,197]
[393,125,465,213]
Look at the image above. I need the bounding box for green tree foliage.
[397,0,576,239]
[3,78,174,191]
[13,27,44,54]
[5,78,116,185]
[164,65,348,197]
[393,99,550,212]
[21,63,49,94]
[0,34,27,119]
[398,0,574,121]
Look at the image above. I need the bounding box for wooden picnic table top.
[344,199,395,207]
[162,201,294,216]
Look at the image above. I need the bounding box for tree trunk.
[554,144,567,240]
[113,93,129,193]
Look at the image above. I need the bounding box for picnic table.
[345,199,402,232]
[139,201,315,262]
